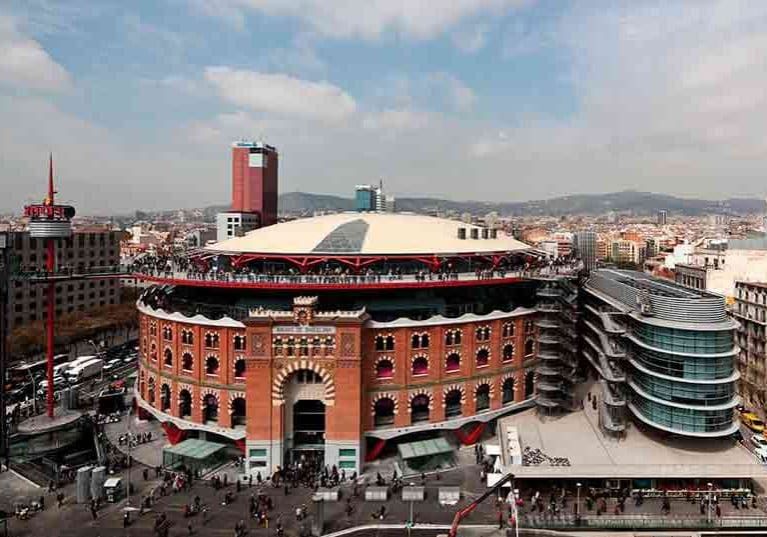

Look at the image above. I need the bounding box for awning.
[163,438,226,460]
[397,437,453,460]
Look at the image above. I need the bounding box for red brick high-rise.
[231,141,278,227]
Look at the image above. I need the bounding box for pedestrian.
[143,468,149,481]
[188,521,193,535]
[716,504,721,518]
[248,474,253,488]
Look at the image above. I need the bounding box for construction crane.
[447,472,515,537]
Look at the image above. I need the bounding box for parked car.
[122,353,137,365]
[742,413,765,433]
[103,359,122,374]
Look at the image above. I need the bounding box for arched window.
[445,389,462,418]
[502,344,514,362]
[178,389,192,418]
[205,332,219,349]
[233,335,247,351]
[149,322,157,336]
[502,322,514,339]
[205,356,219,376]
[476,326,490,342]
[150,343,157,362]
[147,378,156,405]
[373,398,395,427]
[163,326,172,341]
[411,394,430,423]
[202,394,218,423]
[445,329,462,346]
[375,359,394,379]
[163,348,173,367]
[524,339,534,357]
[525,371,535,399]
[182,352,193,371]
[420,334,429,348]
[385,335,395,351]
[411,334,421,349]
[234,358,246,380]
[454,330,462,345]
[476,384,490,412]
[286,337,295,356]
[160,384,171,412]
[412,356,428,376]
[181,330,194,345]
[231,397,246,428]
[476,348,489,367]
[299,337,309,356]
[375,336,385,351]
[446,353,460,372]
[502,378,515,405]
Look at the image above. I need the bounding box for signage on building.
[272,325,336,335]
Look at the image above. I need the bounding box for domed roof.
[207,212,531,256]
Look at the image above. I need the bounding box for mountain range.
[269,190,765,217]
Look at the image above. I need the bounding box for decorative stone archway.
[370,392,399,416]
[272,359,336,406]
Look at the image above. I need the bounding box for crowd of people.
[130,251,582,287]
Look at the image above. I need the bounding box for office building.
[657,210,667,226]
[216,212,260,242]
[355,182,395,213]
[231,141,279,227]
[582,269,739,437]
[574,231,598,272]
[7,228,121,332]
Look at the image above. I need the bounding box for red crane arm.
[448,473,514,537]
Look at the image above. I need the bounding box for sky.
[2,0,767,213]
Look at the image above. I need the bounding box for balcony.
[536,303,561,313]
[535,319,560,329]
[537,334,561,345]
[536,365,562,376]
[536,287,563,298]
[538,351,561,361]
[537,380,564,392]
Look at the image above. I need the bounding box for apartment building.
[733,281,767,414]
[8,228,121,331]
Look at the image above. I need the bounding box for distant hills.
[270,190,765,217]
[191,190,765,221]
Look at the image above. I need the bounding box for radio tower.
[24,156,74,418]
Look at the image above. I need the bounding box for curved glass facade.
[630,395,734,435]
[627,321,737,436]
[628,341,735,380]
[631,322,733,354]
[631,370,735,407]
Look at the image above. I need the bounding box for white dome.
[207,212,530,256]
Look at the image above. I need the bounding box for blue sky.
[2,0,767,213]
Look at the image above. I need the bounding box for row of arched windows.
[153,349,246,380]
[374,342,529,379]
[143,382,247,429]
[273,336,335,357]
[378,322,527,352]
[372,373,535,427]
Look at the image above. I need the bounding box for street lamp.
[707,482,713,523]
[576,482,582,522]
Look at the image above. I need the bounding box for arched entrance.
[282,368,330,467]
[445,389,462,418]
[411,394,430,423]
[160,383,171,412]
[373,397,395,427]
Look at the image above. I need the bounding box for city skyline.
[2,1,767,213]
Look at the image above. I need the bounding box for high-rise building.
[231,141,278,227]
[354,185,377,212]
[354,181,395,213]
[657,210,667,226]
[574,231,597,272]
[582,269,739,437]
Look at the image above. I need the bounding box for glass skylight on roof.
[312,219,369,253]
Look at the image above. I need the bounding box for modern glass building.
[582,269,739,437]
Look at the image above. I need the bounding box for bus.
[7,354,70,386]
[66,358,104,384]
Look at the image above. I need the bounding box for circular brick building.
[134,212,542,474]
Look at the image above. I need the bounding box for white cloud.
[428,73,476,111]
[204,67,357,122]
[0,14,72,91]
[362,109,430,131]
[452,24,489,53]
[196,0,533,39]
